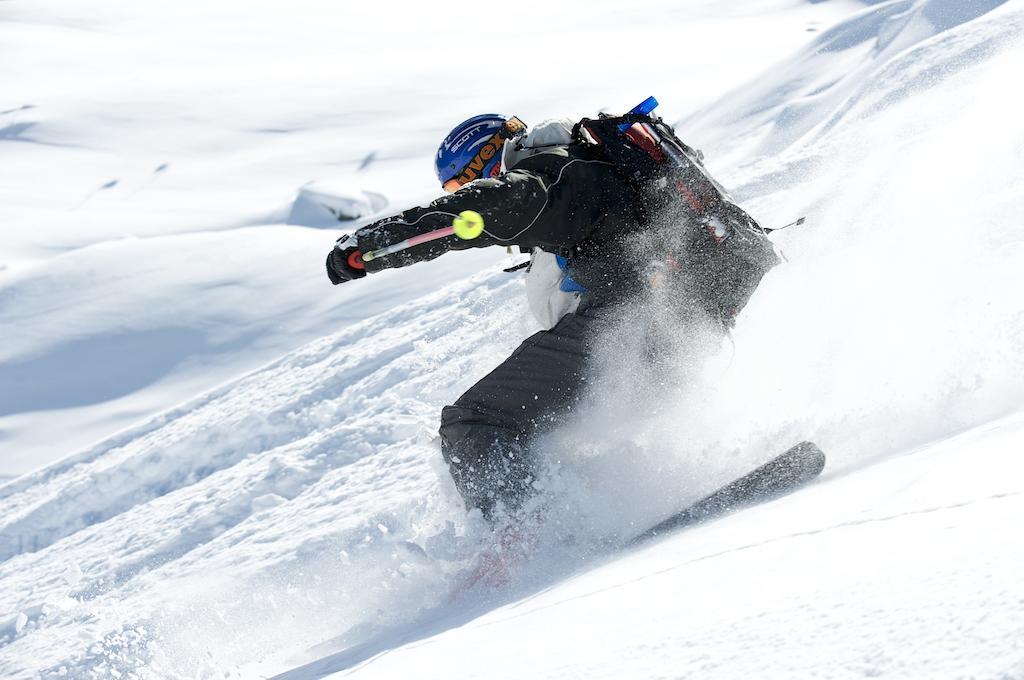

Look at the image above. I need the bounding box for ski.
[630,441,826,545]
[448,443,825,600]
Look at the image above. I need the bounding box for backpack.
[572,112,781,327]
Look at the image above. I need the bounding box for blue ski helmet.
[435,114,517,190]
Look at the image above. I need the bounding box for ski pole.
[359,210,485,263]
[764,216,806,234]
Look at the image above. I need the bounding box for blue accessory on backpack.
[435,114,509,185]
[618,96,659,132]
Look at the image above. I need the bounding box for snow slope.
[280,414,1024,680]
[2,0,1024,678]
[0,0,856,477]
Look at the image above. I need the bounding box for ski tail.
[633,441,826,544]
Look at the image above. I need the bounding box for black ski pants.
[439,307,608,519]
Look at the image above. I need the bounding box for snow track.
[0,269,524,561]
[0,269,531,677]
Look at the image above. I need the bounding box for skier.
[326,101,779,522]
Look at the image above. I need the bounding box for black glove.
[326,235,366,285]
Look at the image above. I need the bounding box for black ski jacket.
[353,145,646,305]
